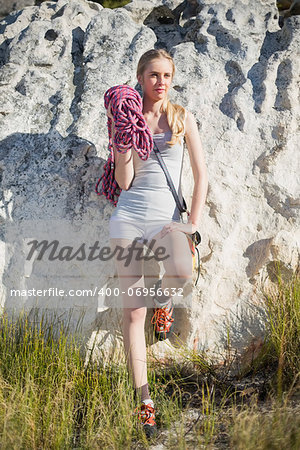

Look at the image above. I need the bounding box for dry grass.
[0,269,298,448]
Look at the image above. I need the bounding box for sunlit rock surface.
[0,0,299,364]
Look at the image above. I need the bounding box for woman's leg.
[145,228,193,303]
[110,237,149,398]
[143,227,192,340]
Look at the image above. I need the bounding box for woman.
[108,49,208,438]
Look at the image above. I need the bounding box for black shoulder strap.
[152,141,187,214]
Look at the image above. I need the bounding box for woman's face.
[138,58,173,101]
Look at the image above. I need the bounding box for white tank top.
[111,130,185,222]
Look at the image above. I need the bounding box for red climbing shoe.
[134,399,158,439]
[151,300,175,340]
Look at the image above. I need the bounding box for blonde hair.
[136,49,186,146]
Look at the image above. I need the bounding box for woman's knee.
[157,232,192,278]
[165,257,193,281]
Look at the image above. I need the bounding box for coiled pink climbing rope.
[95,84,154,206]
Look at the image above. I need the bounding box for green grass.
[0,269,299,448]
[98,0,131,9]
[229,399,300,450]
[247,265,300,398]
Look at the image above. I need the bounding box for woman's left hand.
[159,221,197,239]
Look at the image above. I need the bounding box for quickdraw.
[187,230,201,286]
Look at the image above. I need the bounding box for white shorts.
[109,214,180,245]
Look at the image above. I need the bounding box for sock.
[142,398,154,407]
[153,279,172,308]
[135,382,150,403]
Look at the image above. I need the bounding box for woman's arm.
[184,110,208,228]
[107,101,134,191]
[110,120,134,190]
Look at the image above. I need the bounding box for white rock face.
[0,0,299,363]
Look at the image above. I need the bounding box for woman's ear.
[137,75,143,86]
